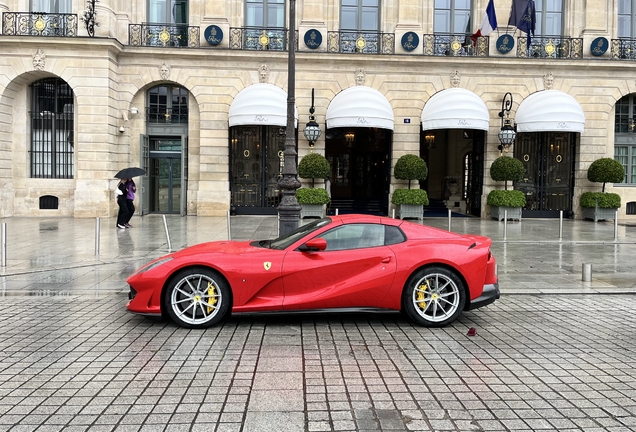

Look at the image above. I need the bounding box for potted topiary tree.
[487,155,526,221]
[391,154,429,220]
[580,157,623,222]
[296,152,331,218]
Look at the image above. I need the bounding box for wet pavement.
[0,215,635,431]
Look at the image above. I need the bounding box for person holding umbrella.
[123,178,136,228]
[115,178,129,230]
[114,167,146,230]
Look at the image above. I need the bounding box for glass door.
[149,138,182,214]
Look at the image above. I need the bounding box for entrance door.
[326,128,391,215]
[514,132,576,218]
[467,131,484,217]
[230,125,286,215]
[149,137,182,214]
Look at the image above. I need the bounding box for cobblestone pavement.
[0,215,635,431]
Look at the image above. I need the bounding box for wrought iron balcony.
[517,36,583,59]
[422,34,488,57]
[129,23,200,48]
[229,27,295,50]
[146,107,188,124]
[611,39,636,60]
[327,31,394,54]
[2,12,77,36]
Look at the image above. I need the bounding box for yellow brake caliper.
[416,283,427,310]
[207,282,218,314]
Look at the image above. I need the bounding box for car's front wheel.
[402,266,466,327]
[164,268,230,328]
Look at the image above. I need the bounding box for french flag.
[470,0,498,45]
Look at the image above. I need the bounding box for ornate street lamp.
[498,92,516,153]
[303,88,321,151]
[277,0,302,235]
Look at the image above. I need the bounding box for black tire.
[164,267,231,329]
[402,266,466,327]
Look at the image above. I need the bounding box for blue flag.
[518,0,536,48]
[508,0,530,27]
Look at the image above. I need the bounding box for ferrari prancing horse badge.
[263,262,271,271]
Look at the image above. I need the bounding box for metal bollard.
[227,210,231,241]
[448,209,452,231]
[95,217,100,256]
[614,210,618,242]
[582,263,592,282]
[392,208,395,219]
[1,223,6,267]
[559,210,563,241]
[503,210,508,242]
[162,215,172,252]
[336,208,339,216]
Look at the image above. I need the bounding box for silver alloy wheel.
[170,273,222,326]
[411,272,461,323]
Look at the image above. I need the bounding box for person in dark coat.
[116,178,129,230]
[124,178,136,228]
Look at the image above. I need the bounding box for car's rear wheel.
[164,267,230,328]
[402,266,466,327]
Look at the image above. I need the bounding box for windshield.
[268,218,332,250]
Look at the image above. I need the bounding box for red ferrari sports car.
[127,214,499,328]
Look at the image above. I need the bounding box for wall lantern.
[498,92,516,153]
[425,132,436,149]
[303,88,321,151]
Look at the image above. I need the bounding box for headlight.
[135,256,174,274]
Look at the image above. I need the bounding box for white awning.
[420,88,490,131]
[515,90,585,133]
[326,86,394,130]
[228,83,297,127]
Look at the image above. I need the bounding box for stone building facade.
[1,0,635,221]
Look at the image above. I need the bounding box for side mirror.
[298,237,327,252]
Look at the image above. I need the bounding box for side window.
[320,224,385,251]
[385,226,406,245]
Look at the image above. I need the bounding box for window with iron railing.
[29,78,74,179]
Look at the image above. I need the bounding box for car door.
[281,223,397,310]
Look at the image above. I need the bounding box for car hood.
[172,240,264,257]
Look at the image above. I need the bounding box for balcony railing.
[2,12,77,37]
[611,39,636,60]
[129,23,200,48]
[517,36,583,59]
[230,27,296,50]
[422,34,488,57]
[327,31,394,54]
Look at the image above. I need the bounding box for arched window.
[614,94,636,184]
[29,78,74,179]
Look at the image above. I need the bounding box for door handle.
[382,257,391,263]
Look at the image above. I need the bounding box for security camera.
[119,125,125,133]
[130,107,138,115]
